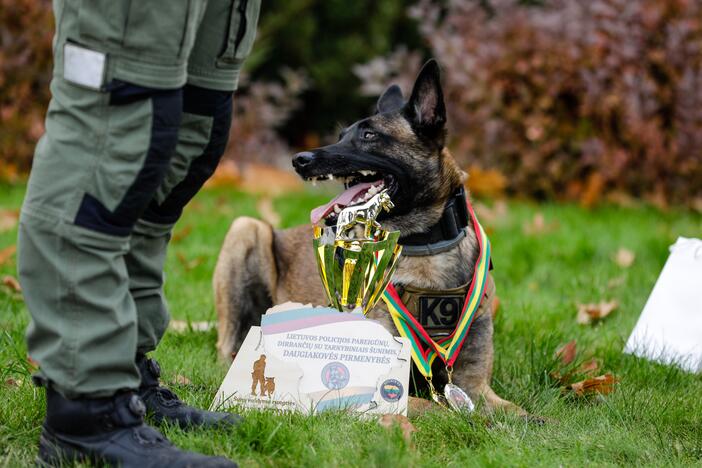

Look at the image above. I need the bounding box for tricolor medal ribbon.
[381,201,490,408]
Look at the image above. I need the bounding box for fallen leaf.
[2,275,21,292]
[577,300,618,325]
[176,252,204,271]
[172,225,192,243]
[0,245,16,266]
[407,396,441,417]
[27,355,39,372]
[523,212,557,235]
[5,378,22,387]
[607,276,626,289]
[614,248,635,268]
[378,414,416,442]
[171,374,192,385]
[168,320,214,332]
[0,209,19,233]
[568,373,619,396]
[555,340,577,366]
[256,197,281,227]
[575,358,601,377]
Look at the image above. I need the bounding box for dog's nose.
[292,151,315,169]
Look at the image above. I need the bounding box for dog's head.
[293,59,464,234]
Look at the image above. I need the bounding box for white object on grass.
[624,237,702,373]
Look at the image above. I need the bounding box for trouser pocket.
[216,0,261,68]
[74,83,183,236]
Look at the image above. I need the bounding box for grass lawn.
[1,182,701,467]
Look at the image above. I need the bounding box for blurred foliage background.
[1,0,700,207]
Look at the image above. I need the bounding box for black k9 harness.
[395,186,494,338]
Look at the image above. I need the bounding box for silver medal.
[444,383,475,412]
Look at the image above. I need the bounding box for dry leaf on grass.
[169,320,214,333]
[0,209,19,233]
[551,342,602,384]
[567,373,619,396]
[575,358,601,377]
[614,248,635,268]
[256,197,281,227]
[5,378,22,387]
[171,374,192,385]
[607,276,626,289]
[555,340,577,366]
[0,245,16,266]
[176,252,204,271]
[523,212,557,235]
[577,300,618,325]
[2,275,21,293]
[27,355,39,372]
[378,414,416,442]
[172,225,193,243]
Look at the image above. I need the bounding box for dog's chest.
[395,281,471,337]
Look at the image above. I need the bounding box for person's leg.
[123,0,261,430]
[127,85,234,356]
[19,71,183,399]
[129,0,261,355]
[19,0,236,465]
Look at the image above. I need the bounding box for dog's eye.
[361,131,376,141]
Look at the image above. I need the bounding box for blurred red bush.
[357,0,702,206]
[0,0,54,181]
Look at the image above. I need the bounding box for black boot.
[38,388,236,468]
[137,355,241,429]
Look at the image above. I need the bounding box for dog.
[214,60,525,416]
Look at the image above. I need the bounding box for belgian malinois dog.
[214,60,525,416]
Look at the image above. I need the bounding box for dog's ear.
[404,59,446,140]
[377,84,404,113]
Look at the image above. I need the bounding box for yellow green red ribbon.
[381,202,491,379]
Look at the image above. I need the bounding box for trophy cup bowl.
[313,225,402,314]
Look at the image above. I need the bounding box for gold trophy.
[313,190,402,314]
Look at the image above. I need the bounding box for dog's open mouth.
[307,171,394,225]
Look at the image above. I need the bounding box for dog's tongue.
[310,182,376,225]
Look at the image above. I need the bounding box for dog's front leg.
[451,311,528,417]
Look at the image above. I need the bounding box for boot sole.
[36,431,96,467]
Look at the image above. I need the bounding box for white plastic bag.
[624,237,702,373]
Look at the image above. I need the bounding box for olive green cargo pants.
[18,0,260,398]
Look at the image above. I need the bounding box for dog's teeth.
[359,170,377,177]
[311,179,317,187]
[333,205,341,214]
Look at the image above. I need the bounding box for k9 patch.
[418,295,463,329]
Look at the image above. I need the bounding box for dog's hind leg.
[213,217,277,360]
[451,311,528,417]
